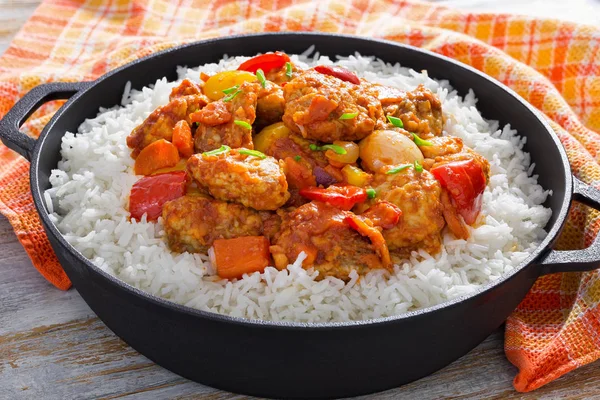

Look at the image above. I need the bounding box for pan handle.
[0,82,91,161]
[539,178,600,275]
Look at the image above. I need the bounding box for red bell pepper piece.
[299,185,367,210]
[237,52,291,73]
[314,65,360,84]
[430,159,486,225]
[129,172,187,221]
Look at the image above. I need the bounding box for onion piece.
[313,166,337,187]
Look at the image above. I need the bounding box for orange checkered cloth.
[0,0,599,392]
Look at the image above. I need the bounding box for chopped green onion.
[414,159,423,172]
[222,85,239,95]
[223,89,242,102]
[285,62,293,79]
[386,164,411,174]
[366,188,376,199]
[239,149,266,159]
[234,120,252,130]
[309,143,347,155]
[294,155,301,161]
[203,145,231,156]
[412,133,433,146]
[339,112,359,120]
[256,69,266,88]
[387,115,404,128]
[321,144,347,155]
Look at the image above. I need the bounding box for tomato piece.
[314,65,360,84]
[430,159,486,225]
[299,185,367,210]
[129,172,187,221]
[361,201,402,229]
[237,52,291,73]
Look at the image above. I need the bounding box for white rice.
[46,51,552,323]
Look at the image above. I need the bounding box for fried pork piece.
[419,136,463,159]
[270,201,390,280]
[162,195,263,253]
[255,81,286,130]
[282,69,384,142]
[375,84,443,137]
[169,79,205,100]
[193,82,257,153]
[187,149,290,210]
[127,95,208,158]
[260,211,282,242]
[371,166,445,256]
[262,130,327,168]
[265,63,300,85]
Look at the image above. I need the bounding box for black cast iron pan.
[2,33,600,399]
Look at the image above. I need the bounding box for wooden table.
[2,1,600,399]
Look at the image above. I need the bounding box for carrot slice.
[200,72,211,82]
[212,236,271,280]
[134,139,180,176]
[172,121,194,158]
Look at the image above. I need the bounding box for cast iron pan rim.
[29,32,573,329]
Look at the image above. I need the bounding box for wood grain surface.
[3,0,600,399]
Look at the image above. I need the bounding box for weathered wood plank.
[0,0,42,55]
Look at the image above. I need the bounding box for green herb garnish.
[256,69,266,88]
[386,164,412,175]
[387,115,404,128]
[239,149,266,159]
[339,112,359,120]
[414,159,423,172]
[294,155,301,161]
[285,62,293,79]
[223,89,242,102]
[366,188,376,199]
[309,143,347,155]
[222,85,239,95]
[412,133,433,146]
[322,144,347,155]
[234,120,252,130]
[203,145,231,156]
